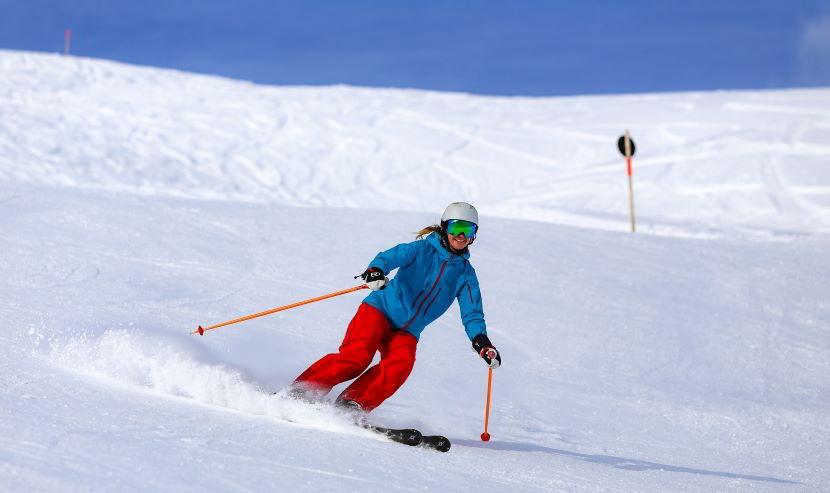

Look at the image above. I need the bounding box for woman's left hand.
[472,334,501,369]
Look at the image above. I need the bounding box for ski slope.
[3,50,830,238]
[1,50,829,492]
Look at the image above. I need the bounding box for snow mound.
[2,49,830,238]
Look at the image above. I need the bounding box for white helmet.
[441,202,479,225]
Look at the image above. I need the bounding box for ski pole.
[480,367,493,441]
[192,284,369,336]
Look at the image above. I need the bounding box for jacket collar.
[426,232,470,261]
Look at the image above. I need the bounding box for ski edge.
[367,425,451,452]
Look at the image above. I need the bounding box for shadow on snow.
[453,439,799,485]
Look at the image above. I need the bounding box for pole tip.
[197,325,204,336]
[480,432,490,442]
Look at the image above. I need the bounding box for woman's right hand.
[359,267,387,290]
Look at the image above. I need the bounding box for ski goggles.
[445,219,478,237]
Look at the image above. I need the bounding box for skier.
[289,202,501,413]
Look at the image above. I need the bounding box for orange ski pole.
[480,367,493,441]
[192,284,369,336]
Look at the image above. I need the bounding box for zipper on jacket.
[403,260,448,329]
[423,287,443,316]
[411,289,426,308]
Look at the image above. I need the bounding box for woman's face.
[447,232,472,251]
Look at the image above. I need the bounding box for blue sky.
[1,0,828,96]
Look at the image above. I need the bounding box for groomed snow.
[3,50,830,239]
[1,50,829,492]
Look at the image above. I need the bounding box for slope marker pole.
[64,29,72,55]
[617,130,637,232]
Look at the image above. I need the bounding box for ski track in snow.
[2,50,830,239]
[1,50,829,492]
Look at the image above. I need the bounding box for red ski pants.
[293,303,417,412]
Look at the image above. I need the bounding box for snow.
[1,50,829,492]
[4,50,830,240]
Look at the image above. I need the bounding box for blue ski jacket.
[363,232,487,342]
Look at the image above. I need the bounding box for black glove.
[358,267,387,291]
[472,333,501,369]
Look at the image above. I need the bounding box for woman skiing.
[290,202,501,412]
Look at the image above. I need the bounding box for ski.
[420,434,452,452]
[272,390,451,452]
[367,425,451,452]
[370,426,422,446]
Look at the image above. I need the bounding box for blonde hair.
[415,224,442,240]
